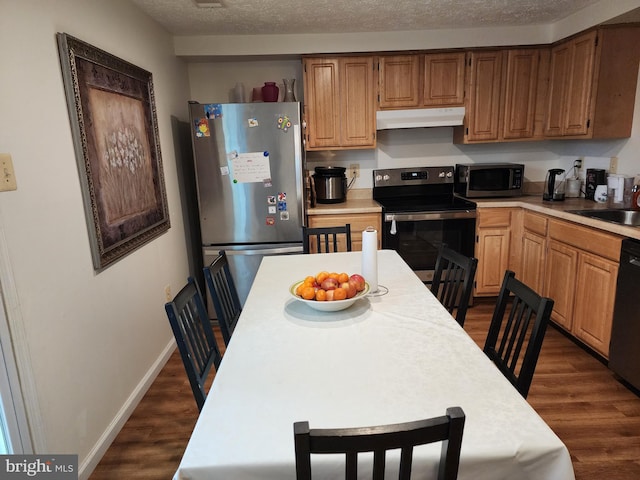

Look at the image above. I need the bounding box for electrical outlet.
[574,158,583,170]
[164,285,172,302]
[609,156,618,174]
[349,163,360,178]
[0,153,17,192]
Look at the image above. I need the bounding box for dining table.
[174,249,575,480]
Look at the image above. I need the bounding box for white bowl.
[289,281,370,312]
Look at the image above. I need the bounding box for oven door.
[382,211,477,283]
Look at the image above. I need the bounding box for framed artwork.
[57,33,170,270]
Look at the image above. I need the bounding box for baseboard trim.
[78,339,176,480]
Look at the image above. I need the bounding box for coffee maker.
[585,168,606,200]
[543,168,566,201]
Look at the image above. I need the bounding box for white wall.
[0,0,191,477]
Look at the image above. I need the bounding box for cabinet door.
[521,231,546,295]
[465,51,503,142]
[422,52,465,106]
[544,30,597,138]
[502,49,539,139]
[378,55,420,108]
[303,58,340,149]
[563,30,597,136]
[573,252,618,357]
[340,57,376,147]
[544,43,571,137]
[475,227,510,295]
[544,240,578,331]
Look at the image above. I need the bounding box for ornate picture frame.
[57,33,170,271]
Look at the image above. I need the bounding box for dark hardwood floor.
[90,299,640,479]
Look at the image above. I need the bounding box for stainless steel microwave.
[455,163,524,198]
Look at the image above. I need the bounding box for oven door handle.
[384,211,477,222]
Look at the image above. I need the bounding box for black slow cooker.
[312,166,347,204]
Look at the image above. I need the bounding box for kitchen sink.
[570,209,640,227]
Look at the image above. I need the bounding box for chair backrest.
[430,244,478,327]
[165,277,222,411]
[203,250,242,347]
[302,224,352,254]
[294,407,465,480]
[483,270,554,398]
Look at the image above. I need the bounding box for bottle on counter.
[632,184,640,211]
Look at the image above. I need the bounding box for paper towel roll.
[361,226,378,293]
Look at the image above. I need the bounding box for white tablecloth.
[175,250,575,480]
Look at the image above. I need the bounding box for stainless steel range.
[373,166,477,283]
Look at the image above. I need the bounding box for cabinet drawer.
[478,208,513,228]
[548,219,622,261]
[308,213,381,251]
[523,211,548,236]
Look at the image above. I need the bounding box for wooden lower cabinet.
[521,230,547,295]
[474,208,518,296]
[544,239,578,331]
[572,252,618,357]
[474,208,622,359]
[520,210,548,294]
[542,218,622,358]
[307,213,381,253]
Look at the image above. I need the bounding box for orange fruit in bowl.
[295,283,306,296]
[337,272,349,284]
[315,289,327,301]
[333,287,347,301]
[328,272,340,281]
[316,271,329,284]
[302,286,316,300]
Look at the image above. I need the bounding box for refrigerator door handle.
[204,245,303,256]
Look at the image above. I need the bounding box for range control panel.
[374,166,454,187]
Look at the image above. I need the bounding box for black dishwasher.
[609,238,640,390]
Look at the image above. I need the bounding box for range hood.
[376,107,465,130]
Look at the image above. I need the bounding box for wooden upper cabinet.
[462,50,503,142]
[544,30,597,137]
[303,58,340,148]
[502,49,540,139]
[544,43,572,137]
[564,31,597,136]
[340,57,376,147]
[544,25,640,139]
[303,56,375,150]
[378,52,465,109]
[378,55,420,108]
[422,52,465,106]
[455,48,544,144]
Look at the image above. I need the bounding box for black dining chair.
[293,407,465,480]
[165,277,222,411]
[302,224,352,254]
[483,270,554,398]
[203,250,242,347]
[431,244,478,327]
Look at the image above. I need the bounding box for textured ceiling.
[130,0,605,36]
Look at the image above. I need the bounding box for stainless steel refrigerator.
[188,101,305,307]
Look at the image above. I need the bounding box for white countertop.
[174,250,575,480]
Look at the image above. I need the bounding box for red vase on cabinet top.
[262,82,279,102]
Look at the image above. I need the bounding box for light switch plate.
[0,153,17,192]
